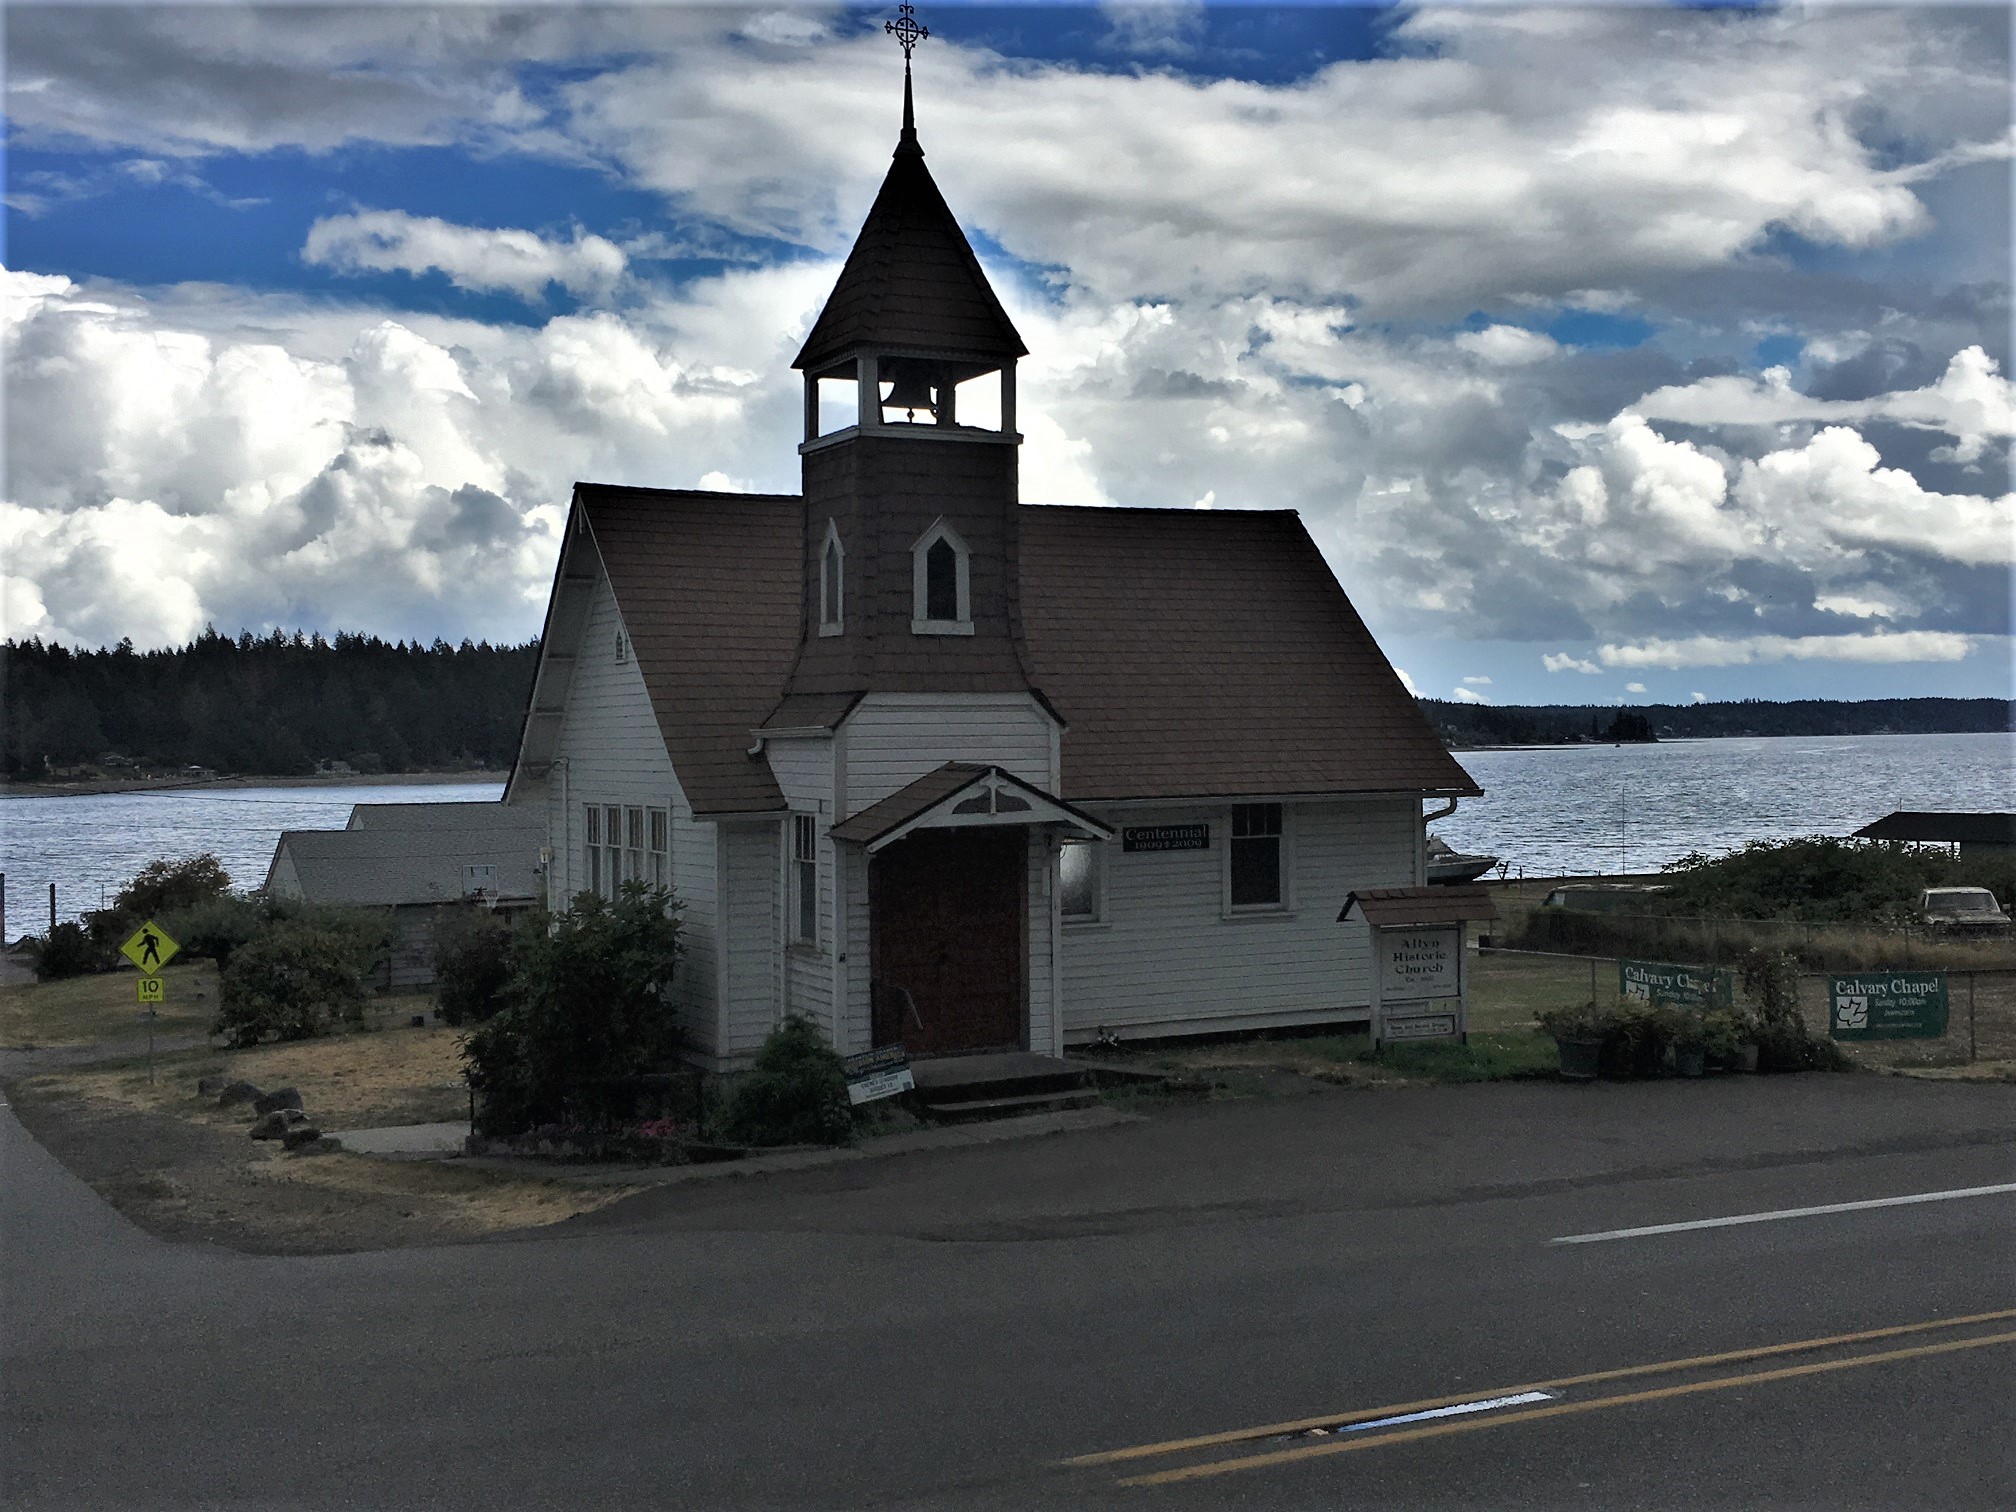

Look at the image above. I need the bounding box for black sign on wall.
[1122,824,1210,853]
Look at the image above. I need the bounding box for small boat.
[1426,833,1498,885]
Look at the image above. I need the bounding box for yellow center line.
[1064,1306,2016,1467]
[1117,1329,2016,1487]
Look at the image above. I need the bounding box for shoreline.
[0,771,509,800]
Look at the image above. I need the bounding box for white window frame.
[790,813,820,947]
[819,520,845,637]
[624,806,646,890]
[584,804,602,899]
[1059,838,1106,926]
[1224,802,1292,915]
[647,807,670,889]
[910,517,973,636]
[602,803,623,898]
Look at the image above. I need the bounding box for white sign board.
[1378,926,1461,999]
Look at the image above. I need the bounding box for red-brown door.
[869,827,1025,1054]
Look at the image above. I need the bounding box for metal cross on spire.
[886,3,928,61]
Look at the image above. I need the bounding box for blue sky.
[4,1,2011,706]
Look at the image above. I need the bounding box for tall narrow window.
[792,814,819,946]
[1060,840,1103,923]
[819,522,844,635]
[624,806,645,888]
[648,808,669,888]
[1229,803,1285,909]
[911,519,972,634]
[584,804,602,897]
[603,804,623,895]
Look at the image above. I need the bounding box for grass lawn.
[1,961,220,1047]
[1150,1025,1560,1087]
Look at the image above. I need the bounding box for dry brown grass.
[248,1148,639,1237]
[0,962,219,1047]
[26,1017,470,1129]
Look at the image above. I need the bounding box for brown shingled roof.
[569,495,1478,814]
[1339,885,1499,926]
[793,134,1025,373]
[582,486,803,815]
[1019,507,1481,801]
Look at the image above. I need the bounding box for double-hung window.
[791,814,819,946]
[602,804,622,895]
[584,805,602,897]
[1229,803,1285,910]
[624,806,645,887]
[648,808,669,888]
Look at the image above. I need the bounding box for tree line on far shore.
[1421,696,2014,749]
[2,629,538,779]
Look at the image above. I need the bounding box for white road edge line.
[1553,1182,2016,1245]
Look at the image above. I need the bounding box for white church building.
[504,65,1480,1069]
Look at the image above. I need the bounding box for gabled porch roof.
[830,763,1113,853]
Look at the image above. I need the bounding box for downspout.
[1419,795,1458,887]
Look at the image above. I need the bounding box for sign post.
[1829,972,1948,1040]
[1340,885,1499,1053]
[120,921,180,1084]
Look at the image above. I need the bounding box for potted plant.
[1538,1003,1609,1082]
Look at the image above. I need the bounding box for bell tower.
[784,7,1033,699]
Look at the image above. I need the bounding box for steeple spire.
[887,3,927,156]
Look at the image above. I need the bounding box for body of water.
[0,782,503,933]
[0,732,2009,934]
[1436,731,2013,878]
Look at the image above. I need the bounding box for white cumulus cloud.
[1597,632,1978,669]
[304,210,627,301]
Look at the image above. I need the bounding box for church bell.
[882,359,939,421]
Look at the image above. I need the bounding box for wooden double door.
[869,827,1025,1055]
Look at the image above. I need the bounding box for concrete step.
[921,1088,1103,1123]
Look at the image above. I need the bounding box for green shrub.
[432,907,517,1026]
[1660,838,2014,924]
[462,884,682,1137]
[1736,948,1847,1071]
[158,892,266,971]
[214,921,374,1046]
[721,1015,853,1147]
[115,854,232,918]
[29,920,114,980]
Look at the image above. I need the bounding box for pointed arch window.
[911,518,973,635]
[819,520,845,636]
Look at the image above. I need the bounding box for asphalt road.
[5,1074,2013,1509]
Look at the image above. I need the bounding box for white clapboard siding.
[721,822,781,1058]
[550,565,720,1054]
[765,739,837,1038]
[842,692,1057,813]
[838,844,872,1055]
[1025,830,1058,1055]
[1060,798,1417,1042]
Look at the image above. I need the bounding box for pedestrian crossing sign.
[120,920,181,975]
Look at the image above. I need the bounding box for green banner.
[1619,959,1733,1010]
[1829,973,1948,1040]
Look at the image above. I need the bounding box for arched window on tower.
[911,518,973,635]
[819,521,844,636]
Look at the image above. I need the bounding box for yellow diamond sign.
[120,920,180,975]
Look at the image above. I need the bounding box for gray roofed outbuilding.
[1853,812,2016,847]
[265,804,544,907]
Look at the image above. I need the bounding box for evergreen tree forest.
[2,630,538,779]
[1419,696,2013,749]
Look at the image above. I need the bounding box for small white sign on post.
[1372,923,1467,1047]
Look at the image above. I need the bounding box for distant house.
[1853,811,2016,859]
[499,70,1479,1068]
[263,802,544,990]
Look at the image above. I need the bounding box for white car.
[1918,887,2011,933]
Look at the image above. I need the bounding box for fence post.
[1968,973,1976,1064]
[49,882,56,933]
[1589,955,1597,1005]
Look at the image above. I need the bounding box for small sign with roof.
[120,920,180,976]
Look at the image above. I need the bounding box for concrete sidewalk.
[334,1104,1142,1183]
